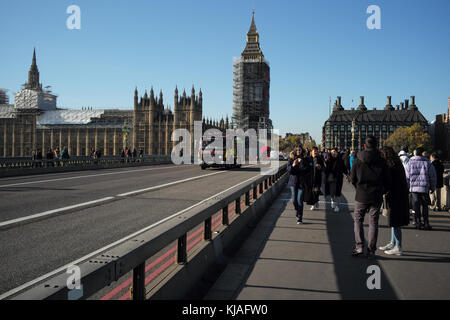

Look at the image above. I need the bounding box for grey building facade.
[322,96,429,151]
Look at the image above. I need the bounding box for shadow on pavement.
[325,190,398,299]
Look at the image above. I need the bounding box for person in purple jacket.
[405,147,437,230]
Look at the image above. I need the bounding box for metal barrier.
[9,164,287,300]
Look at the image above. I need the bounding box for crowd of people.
[31,146,70,167]
[29,146,147,166]
[120,147,144,162]
[287,136,444,259]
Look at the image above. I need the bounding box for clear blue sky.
[1,0,449,143]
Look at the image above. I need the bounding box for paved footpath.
[205,181,450,300]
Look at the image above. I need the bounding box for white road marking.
[116,170,227,197]
[0,165,261,227]
[0,197,115,228]
[0,170,227,227]
[0,164,189,188]
[0,172,261,300]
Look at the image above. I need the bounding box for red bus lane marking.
[102,200,247,300]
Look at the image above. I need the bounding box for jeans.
[290,186,304,220]
[353,201,381,252]
[430,188,442,210]
[390,227,402,248]
[411,192,430,225]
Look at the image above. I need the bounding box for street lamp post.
[351,118,356,151]
[122,121,130,151]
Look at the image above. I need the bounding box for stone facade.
[433,98,450,160]
[0,49,226,158]
[322,96,429,151]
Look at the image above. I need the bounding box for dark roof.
[326,109,428,123]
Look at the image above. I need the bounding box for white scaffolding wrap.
[232,57,244,129]
[14,89,57,111]
[37,109,106,125]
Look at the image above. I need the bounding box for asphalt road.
[0,163,275,296]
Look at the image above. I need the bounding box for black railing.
[0,155,171,170]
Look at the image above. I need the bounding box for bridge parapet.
[6,164,288,300]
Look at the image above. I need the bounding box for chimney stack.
[404,99,409,110]
[360,96,364,105]
[400,102,404,110]
[410,96,416,107]
[387,96,392,105]
[337,96,342,106]
[396,105,400,110]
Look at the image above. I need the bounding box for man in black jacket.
[430,153,444,211]
[350,136,391,259]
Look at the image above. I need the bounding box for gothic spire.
[27,47,42,91]
[241,10,264,60]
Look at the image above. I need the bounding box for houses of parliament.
[0,49,228,158]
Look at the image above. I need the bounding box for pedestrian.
[350,136,391,259]
[309,146,324,210]
[46,147,54,167]
[349,150,356,170]
[398,146,410,167]
[287,145,311,224]
[343,150,351,173]
[405,147,437,230]
[430,153,444,211]
[324,147,348,213]
[37,149,43,167]
[379,146,410,256]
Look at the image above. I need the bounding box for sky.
[1,0,449,143]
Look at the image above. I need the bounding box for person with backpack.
[350,136,391,259]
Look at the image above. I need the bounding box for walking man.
[350,136,391,259]
[430,153,444,212]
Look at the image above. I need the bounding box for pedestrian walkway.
[205,181,450,300]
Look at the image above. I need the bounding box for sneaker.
[423,224,432,230]
[331,201,335,209]
[385,246,402,256]
[315,203,320,209]
[310,205,315,211]
[297,220,303,225]
[334,206,340,213]
[419,223,425,230]
[379,242,394,251]
[351,247,364,257]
